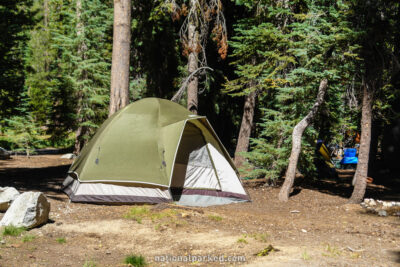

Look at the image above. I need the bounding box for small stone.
[181,212,190,218]
[378,210,387,217]
[383,202,392,208]
[60,153,76,159]
[301,229,307,233]
[290,210,300,213]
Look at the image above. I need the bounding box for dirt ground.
[0,155,399,267]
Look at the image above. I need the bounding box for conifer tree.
[25,0,55,125]
[227,0,359,185]
[48,0,113,151]
[349,0,399,203]
[0,0,33,119]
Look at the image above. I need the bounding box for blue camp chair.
[340,148,358,165]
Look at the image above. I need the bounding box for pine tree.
[25,0,55,125]
[0,0,34,119]
[227,0,360,183]
[47,0,113,149]
[349,0,400,203]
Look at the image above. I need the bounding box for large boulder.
[0,187,20,212]
[0,192,50,228]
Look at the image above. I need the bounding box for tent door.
[170,122,221,200]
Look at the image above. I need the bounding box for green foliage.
[237,237,248,244]
[24,0,56,125]
[48,0,113,145]
[56,237,66,244]
[302,250,311,260]
[22,234,36,242]
[0,0,398,182]
[130,0,181,99]
[208,214,223,221]
[83,260,97,267]
[3,115,43,153]
[248,232,269,243]
[124,205,180,225]
[2,226,27,236]
[0,0,34,119]
[254,244,278,256]
[124,254,147,267]
[124,206,150,223]
[227,0,360,180]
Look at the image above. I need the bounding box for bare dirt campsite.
[0,155,398,267]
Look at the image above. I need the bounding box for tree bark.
[187,1,199,114]
[43,0,48,27]
[278,79,328,202]
[109,0,131,117]
[234,91,256,167]
[43,0,49,72]
[349,83,373,203]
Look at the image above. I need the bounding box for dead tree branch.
[171,67,213,103]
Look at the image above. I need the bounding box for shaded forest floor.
[0,155,399,266]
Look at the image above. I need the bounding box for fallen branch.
[171,66,213,102]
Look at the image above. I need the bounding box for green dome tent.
[63,98,249,206]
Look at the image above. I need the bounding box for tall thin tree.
[74,0,88,153]
[279,79,328,202]
[349,82,373,203]
[109,0,131,116]
[234,91,256,167]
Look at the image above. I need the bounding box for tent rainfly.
[63,98,250,206]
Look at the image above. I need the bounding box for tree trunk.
[74,0,88,154]
[43,0,49,72]
[349,83,373,203]
[234,91,256,167]
[43,0,48,27]
[278,79,328,202]
[109,0,131,117]
[187,1,199,114]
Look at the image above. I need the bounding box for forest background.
[0,0,399,202]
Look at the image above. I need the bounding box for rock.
[378,210,387,217]
[364,198,376,206]
[0,147,10,160]
[383,202,392,208]
[0,187,20,212]
[60,153,76,159]
[0,192,50,228]
[181,212,190,218]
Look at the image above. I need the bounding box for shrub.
[56,237,66,244]
[124,254,146,267]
